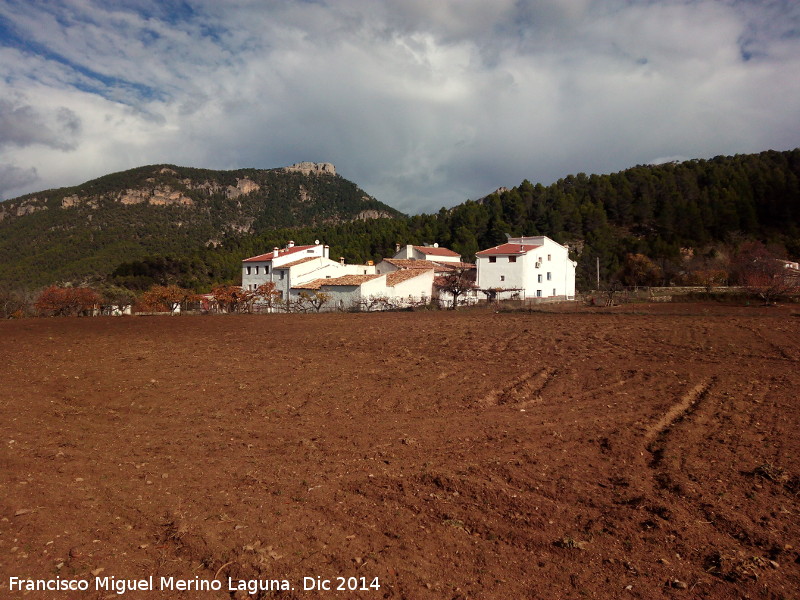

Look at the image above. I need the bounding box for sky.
[0,0,798,214]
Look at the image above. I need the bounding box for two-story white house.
[475,236,576,301]
[242,241,376,303]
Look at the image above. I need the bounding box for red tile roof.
[386,269,432,286]
[475,243,541,256]
[292,278,325,290]
[414,245,460,257]
[320,274,383,287]
[382,258,441,270]
[293,274,383,290]
[243,245,317,262]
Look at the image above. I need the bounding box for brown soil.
[1,304,799,599]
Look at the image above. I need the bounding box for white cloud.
[0,0,798,212]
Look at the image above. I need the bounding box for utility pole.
[596,257,600,291]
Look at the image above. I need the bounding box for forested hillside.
[0,163,400,288]
[107,149,800,292]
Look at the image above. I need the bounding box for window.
[548,254,551,261]
[246,266,251,275]
[280,271,285,280]
[307,249,314,253]
[537,274,542,283]
[553,288,557,296]
[255,266,260,275]
[547,272,552,280]
[489,256,497,263]
[500,275,505,281]
[266,266,270,274]
[536,290,542,297]
[508,256,516,263]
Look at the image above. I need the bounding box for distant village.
[235,235,577,312]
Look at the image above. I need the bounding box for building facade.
[475,236,576,300]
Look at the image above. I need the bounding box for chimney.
[520,245,525,252]
[287,240,295,248]
[395,243,401,254]
[323,245,330,259]
[273,246,280,258]
[339,256,345,265]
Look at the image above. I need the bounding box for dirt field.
[1,304,799,599]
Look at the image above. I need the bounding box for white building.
[242,241,375,302]
[292,269,435,311]
[476,236,576,301]
[392,244,462,263]
[377,246,477,308]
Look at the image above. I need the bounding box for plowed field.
[1,304,799,599]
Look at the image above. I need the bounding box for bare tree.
[735,242,800,305]
[255,282,282,312]
[140,285,197,314]
[436,267,476,310]
[296,291,331,312]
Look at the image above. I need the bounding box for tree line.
[100,149,799,292]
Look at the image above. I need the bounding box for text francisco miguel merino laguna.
[9,574,382,594]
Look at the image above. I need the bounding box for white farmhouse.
[291,269,435,311]
[293,274,386,310]
[376,248,478,308]
[476,236,576,301]
[242,241,375,302]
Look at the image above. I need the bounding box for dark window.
[509,256,516,263]
[489,256,497,263]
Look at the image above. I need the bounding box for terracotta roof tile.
[319,274,383,286]
[292,278,325,290]
[383,258,441,269]
[386,269,432,286]
[414,245,460,257]
[243,245,317,262]
[475,243,541,256]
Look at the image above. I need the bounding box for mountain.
[3,149,798,292]
[104,149,800,292]
[0,162,402,288]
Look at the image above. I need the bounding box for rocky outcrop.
[283,162,336,176]
[356,209,395,220]
[0,198,46,221]
[15,199,45,217]
[225,178,260,199]
[119,187,193,206]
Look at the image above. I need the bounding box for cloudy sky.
[0,0,798,213]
